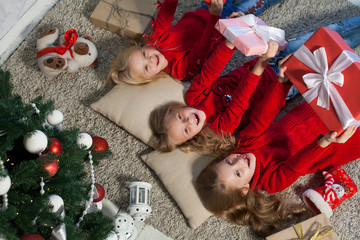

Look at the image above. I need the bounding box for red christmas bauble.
[39,154,59,177]
[93,183,105,202]
[47,138,63,157]
[92,136,109,153]
[20,234,45,240]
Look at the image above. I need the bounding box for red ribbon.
[154,0,162,9]
[37,29,78,59]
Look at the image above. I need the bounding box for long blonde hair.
[107,45,169,85]
[149,102,236,155]
[195,159,307,237]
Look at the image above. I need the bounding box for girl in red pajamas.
[195,91,360,236]
[107,0,282,85]
[150,38,286,153]
[107,0,225,84]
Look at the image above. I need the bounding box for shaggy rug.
[2,0,360,239]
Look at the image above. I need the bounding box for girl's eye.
[143,51,146,57]
[226,160,231,165]
[178,114,182,120]
[184,128,188,134]
[236,171,240,177]
[145,65,148,71]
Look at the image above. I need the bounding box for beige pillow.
[141,150,215,229]
[90,77,214,228]
[90,77,187,147]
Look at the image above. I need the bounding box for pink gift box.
[215,14,287,56]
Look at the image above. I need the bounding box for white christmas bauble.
[105,231,119,240]
[0,175,11,195]
[76,133,93,150]
[46,110,64,126]
[48,194,65,219]
[23,130,48,154]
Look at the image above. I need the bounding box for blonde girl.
[106,0,284,85]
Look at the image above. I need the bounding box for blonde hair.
[107,45,169,85]
[195,159,307,237]
[149,102,236,155]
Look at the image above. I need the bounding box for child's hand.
[208,0,223,16]
[225,40,235,49]
[227,11,245,18]
[319,125,358,148]
[259,40,279,61]
[277,53,292,84]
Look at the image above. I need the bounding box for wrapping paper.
[284,26,360,135]
[215,14,287,56]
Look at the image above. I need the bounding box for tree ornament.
[48,194,67,240]
[92,136,109,153]
[47,138,63,157]
[46,109,64,126]
[0,175,11,195]
[93,183,105,203]
[23,130,48,154]
[76,151,96,227]
[39,154,59,177]
[19,234,45,240]
[76,133,93,150]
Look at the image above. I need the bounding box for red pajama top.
[185,41,290,136]
[233,103,360,194]
[146,0,223,81]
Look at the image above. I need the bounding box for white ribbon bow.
[223,14,286,53]
[293,45,360,129]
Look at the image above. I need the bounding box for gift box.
[266,213,338,240]
[90,0,158,40]
[284,26,360,135]
[215,14,287,56]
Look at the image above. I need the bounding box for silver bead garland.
[76,151,96,227]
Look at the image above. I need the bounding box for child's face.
[215,153,256,195]
[165,106,206,145]
[128,47,168,79]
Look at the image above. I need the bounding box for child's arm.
[148,0,179,40]
[238,55,293,139]
[207,41,281,134]
[260,127,360,193]
[178,0,224,81]
[185,40,235,106]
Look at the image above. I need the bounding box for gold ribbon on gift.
[293,221,335,240]
[101,0,155,35]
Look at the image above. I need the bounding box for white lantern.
[127,182,152,222]
[113,212,137,239]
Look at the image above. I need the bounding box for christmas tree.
[0,70,114,240]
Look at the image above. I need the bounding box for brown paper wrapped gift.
[90,0,158,40]
[266,213,338,240]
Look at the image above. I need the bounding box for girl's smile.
[128,47,168,79]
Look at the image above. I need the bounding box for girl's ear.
[241,184,250,196]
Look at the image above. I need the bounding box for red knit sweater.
[146,0,223,81]
[233,103,360,194]
[185,41,290,136]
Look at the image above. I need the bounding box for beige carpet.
[2,0,360,239]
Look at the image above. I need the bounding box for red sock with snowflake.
[302,165,357,217]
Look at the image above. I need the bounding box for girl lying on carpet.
[106,0,282,85]
[149,15,360,154]
[194,76,360,236]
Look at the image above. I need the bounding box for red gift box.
[284,26,360,135]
